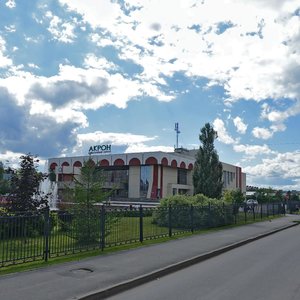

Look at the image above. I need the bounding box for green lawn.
[0,211,281,271]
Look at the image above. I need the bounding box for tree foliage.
[7,154,48,213]
[223,189,245,204]
[72,158,108,210]
[193,123,223,199]
[66,158,111,244]
[0,162,11,195]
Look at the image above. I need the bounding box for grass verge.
[0,214,282,276]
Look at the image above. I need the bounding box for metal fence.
[0,202,287,268]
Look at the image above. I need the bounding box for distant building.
[48,149,246,201]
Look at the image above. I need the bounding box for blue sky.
[0,0,300,191]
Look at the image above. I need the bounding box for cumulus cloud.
[55,0,300,121]
[73,131,174,154]
[28,78,110,108]
[77,131,157,146]
[0,87,81,157]
[252,127,274,140]
[213,118,236,144]
[5,0,16,9]
[45,11,76,43]
[233,117,247,134]
[244,150,300,180]
[233,144,273,157]
[0,37,12,67]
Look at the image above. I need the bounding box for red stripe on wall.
[151,165,158,199]
[160,166,163,198]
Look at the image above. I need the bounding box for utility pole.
[174,122,180,149]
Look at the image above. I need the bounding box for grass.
[0,212,282,276]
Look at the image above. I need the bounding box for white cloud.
[252,127,274,140]
[74,131,168,154]
[0,37,12,67]
[0,151,23,170]
[233,117,247,134]
[77,131,156,146]
[58,0,122,29]
[83,54,118,71]
[5,0,16,9]
[213,118,236,144]
[243,150,300,179]
[233,144,272,157]
[57,0,298,111]
[46,12,76,43]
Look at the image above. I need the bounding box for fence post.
[244,203,247,223]
[208,202,212,227]
[260,203,263,220]
[168,204,172,237]
[139,205,143,243]
[100,205,105,251]
[43,208,50,262]
[272,202,275,216]
[190,204,194,233]
[223,202,226,225]
[267,203,269,218]
[252,205,255,221]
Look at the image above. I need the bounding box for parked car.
[246,199,258,206]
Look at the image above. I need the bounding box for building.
[48,149,246,201]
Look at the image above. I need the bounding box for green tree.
[275,190,283,202]
[8,154,48,213]
[223,189,244,204]
[67,158,110,244]
[193,123,223,199]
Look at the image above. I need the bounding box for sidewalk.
[0,215,299,300]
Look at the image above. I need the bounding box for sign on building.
[88,144,112,154]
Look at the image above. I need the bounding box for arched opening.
[145,157,158,165]
[129,158,141,166]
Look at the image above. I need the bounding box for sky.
[0,0,300,191]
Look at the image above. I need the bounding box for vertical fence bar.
[168,205,172,237]
[208,203,212,228]
[244,203,247,223]
[260,203,263,219]
[190,205,194,233]
[139,205,143,243]
[100,205,105,251]
[272,202,275,216]
[252,205,255,221]
[267,203,269,218]
[43,208,50,262]
[234,203,237,225]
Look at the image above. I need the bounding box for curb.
[79,222,299,300]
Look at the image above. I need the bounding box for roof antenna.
[174,122,180,149]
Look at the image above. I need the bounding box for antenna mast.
[174,122,180,149]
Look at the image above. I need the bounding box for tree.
[72,158,107,210]
[7,154,48,213]
[0,161,11,195]
[67,158,110,244]
[193,123,223,199]
[223,189,244,205]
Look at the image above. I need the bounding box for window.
[177,169,187,185]
[140,165,151,198]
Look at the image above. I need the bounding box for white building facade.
[48,149,246,201]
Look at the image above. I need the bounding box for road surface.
[108,225,300,300]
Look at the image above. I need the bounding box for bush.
[152,194,235,229]
[152,195,193,228]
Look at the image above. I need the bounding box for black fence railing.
[0,202,288,268]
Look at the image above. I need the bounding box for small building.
[48,149,246,201]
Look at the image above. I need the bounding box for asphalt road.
[108,225,300,300]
